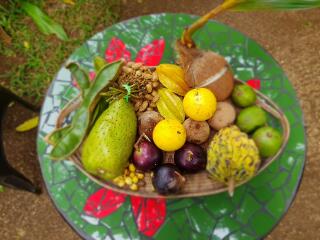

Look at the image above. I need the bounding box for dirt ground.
[1,1,320,239]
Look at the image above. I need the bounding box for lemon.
[183,88,217,121]
[153,119,186,151]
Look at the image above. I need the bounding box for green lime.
[253,126,283,157]
[236,105,267,133]
[232,84,257,107]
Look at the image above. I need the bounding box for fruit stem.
[227,177,235,197]
[134,133,151,150]
[181,0,238,48]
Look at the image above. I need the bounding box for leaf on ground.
[16,116,39,132]
[63,0,76,5]
[0,185,4,192]
[20,2,68,41]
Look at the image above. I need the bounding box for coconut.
[176,41,234,101]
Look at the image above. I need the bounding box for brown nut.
[135,70,142,77]
[151,90,158,97]
[126,61,135,67]
[152,72,158,81]
[132,62,143,69]
[208,101,236,130]
[145,94,154,101]
[144,73,152,79]
[152,95,160,103]
[139,101,149,112]
[146,83,153,93]
[150,102,157,108]
[122,66,133,73]
[134,100,142,111]
[152,81,159,88]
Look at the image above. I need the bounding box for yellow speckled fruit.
[153,119,186,151]
[183,88,217,121]
[206,126,261,196]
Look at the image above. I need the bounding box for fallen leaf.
[21,2,69,41]
[16,116,39,132]
[63,0,76,5]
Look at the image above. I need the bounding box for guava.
[253,126,283,157]
[232,84,257,107]
[236,105,267,133]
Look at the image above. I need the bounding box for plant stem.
[181,0,239,48]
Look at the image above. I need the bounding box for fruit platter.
[45,9,290,199]
[37,10,308,238]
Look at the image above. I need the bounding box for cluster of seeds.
[117,62,161,113]
[113,164,145,191]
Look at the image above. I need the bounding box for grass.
[0,0,120,103]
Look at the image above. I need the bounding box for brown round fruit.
[183,118,210,144]
[208,102,236,130]
[138,111,163,139]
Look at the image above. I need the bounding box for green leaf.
[20,1,68,41]
[93,56,108,72]
[229,0,320,11]
[90,99,108,127]
[16,116,39,132]
[66,62,90,91]
[0,185,4,192]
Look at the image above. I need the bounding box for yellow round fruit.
[153,119,186,151]
[183,88,217,121]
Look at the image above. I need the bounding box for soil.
[0,1,320,239]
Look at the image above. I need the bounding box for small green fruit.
[253,126,283,157]
[232,84,256,107]
[236,106,267,133]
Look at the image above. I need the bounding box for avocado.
[82,99,137,180]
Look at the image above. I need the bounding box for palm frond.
[229,0,320,11]
[181,0,320,47]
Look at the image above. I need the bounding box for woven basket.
[62,79,290,199]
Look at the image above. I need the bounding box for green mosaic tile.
[271,172,290,189]
[187,205,217,236]
[251,184,276,204]
[266,190,286,219]
[236,193,261,224]
[250,211,275,236]
[227,231,256,240]
[83,224,108,240]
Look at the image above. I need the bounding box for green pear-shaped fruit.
[253,126,283,157]
[236,105,267,133]
[82,99,137,180]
